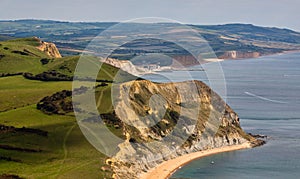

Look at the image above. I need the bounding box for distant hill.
[1,20,300,59]
[193,23,300,58]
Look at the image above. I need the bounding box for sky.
[1,0,300,31]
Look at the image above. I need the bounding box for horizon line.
[0,18,298,32]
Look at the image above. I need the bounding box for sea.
[142,52,300,179]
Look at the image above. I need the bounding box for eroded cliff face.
[171,55,200,67]
[101,58,148,75]
[35,38,62,58]
[103,80,260,179]
[219,50,260,59]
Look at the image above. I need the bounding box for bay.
[143,52,300,179]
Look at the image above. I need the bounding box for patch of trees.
[58,65,73,73]
[0,174,24,179]
[11,50,29,56]
[37,90,73,114]
[0,157,22,163]
[0,72,23,77]
[0,174,23,179]
[73,86,88,95]
[0,124,48,137]
[0,54,5,59]
[94,82,108,89]
[0,145,42,153]
[40,58,51,65]
[23,71,73,81]
[73,76,113,83]
[83,112,123,130]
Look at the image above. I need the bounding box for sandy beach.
[140,142,252,179]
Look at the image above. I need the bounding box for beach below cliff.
[140,142,252,179]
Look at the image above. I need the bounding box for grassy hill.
[0,35,266,178]
[0,37,49,74]
[0,105,110,178]
[0,37,136,178]
[0,37,136,82]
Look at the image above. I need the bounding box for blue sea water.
[143,53,300,179]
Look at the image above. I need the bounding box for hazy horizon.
[1,0,300,31]
[1,18,299,34]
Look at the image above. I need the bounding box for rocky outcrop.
[103,55,200,74]
[37,77,262,178]
[101,58,148,75]
[35,38,62,58]
[101,80,261,178]
[220,50,260,59]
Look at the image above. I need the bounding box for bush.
[40,58,50,65]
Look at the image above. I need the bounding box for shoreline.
[225,50,300,61]
[140,142,252,179]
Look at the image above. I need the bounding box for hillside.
[0,37,136,82]
[99,80,262,178]
[0,37,264,178]
[0,38,135,178]
[44,78,263,178]
[0,37,52,74]
[0,39,108,178]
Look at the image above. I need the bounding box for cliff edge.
[35,37,62,58]
[100,80,263,178]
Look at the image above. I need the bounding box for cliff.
[102,80,262,178]
[219,50,260,59]
[36,77,263,178]
[35,37,62,58]
[101,58,148,75]
[171,55,200,67]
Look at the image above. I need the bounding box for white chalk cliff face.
[220,50,260,59]
[101,58,150,76]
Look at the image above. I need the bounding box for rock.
[101,58,148,75]
[35,37,62,58]
[102,79,260,178]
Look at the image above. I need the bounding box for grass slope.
[0,38,49,74]
[0,76,71,112]
[0,105,111,178]
[0,38,125,178]
[0,37,137,83]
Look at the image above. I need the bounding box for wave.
[244,91,288,104]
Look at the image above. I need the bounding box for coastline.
[221,50,300,61]
[140,142,252,179]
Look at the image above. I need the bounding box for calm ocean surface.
[143,53,300,179]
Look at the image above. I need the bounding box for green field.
[0,105,111,179]
[0,38,49,74]
[0,38,116,178]
[0,76,72,112]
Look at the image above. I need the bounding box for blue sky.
[1,0,300,31]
